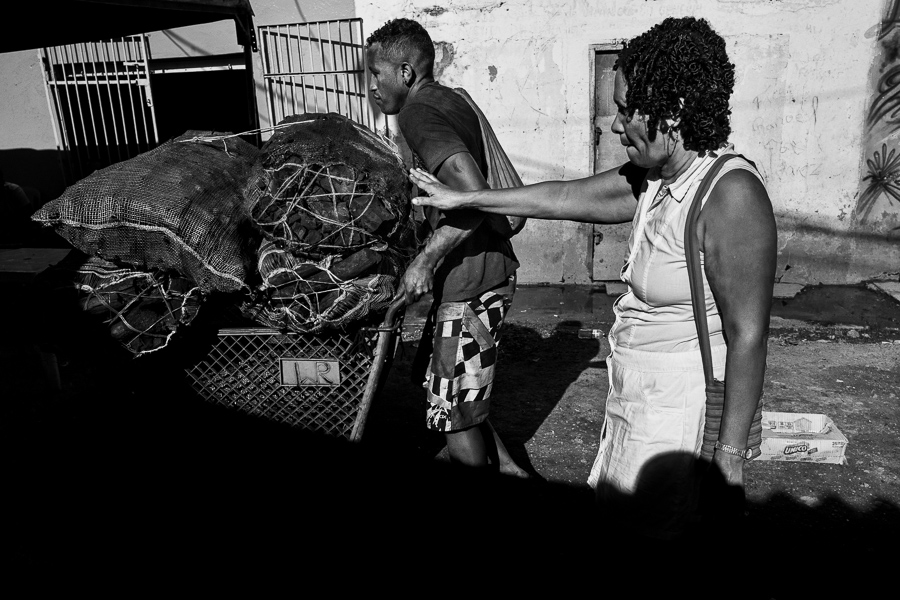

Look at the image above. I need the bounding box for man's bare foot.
[499,461,531,478]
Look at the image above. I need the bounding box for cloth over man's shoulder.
[397,82,486,176]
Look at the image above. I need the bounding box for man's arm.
[395,151,491,304]
[409,161,645,224]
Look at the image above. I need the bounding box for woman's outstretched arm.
[409,161,646,225]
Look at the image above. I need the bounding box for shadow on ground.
[771,283,900,329]
[1,287,897,593]
[363,320,605,476]
[2,356,896,595]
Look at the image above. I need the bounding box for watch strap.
[714,440,752,459]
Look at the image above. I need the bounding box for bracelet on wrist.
[714,440,752,460]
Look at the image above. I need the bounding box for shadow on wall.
[0,148,67,204]
[3,142,896,282]
[775,212,900,283]
[1,148,69,247]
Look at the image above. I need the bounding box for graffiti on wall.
[860,0,900,225]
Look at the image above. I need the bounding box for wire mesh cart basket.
[185,299,405,441]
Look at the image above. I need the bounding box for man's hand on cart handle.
[395,253,434,305]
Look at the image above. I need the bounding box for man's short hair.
[366,18,435,75]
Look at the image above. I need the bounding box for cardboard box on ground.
[755,411,849,464]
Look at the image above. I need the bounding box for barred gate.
[40,35,159,185]
[258,18,379,135]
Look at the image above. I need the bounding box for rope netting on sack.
[38,254,202,356]
[31,115,416,352]
[245,113,411,255]
[241,113,416,331]
[32,131,261,293]
[241,221,414,333]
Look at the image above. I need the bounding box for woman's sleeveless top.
[609,146,765,353]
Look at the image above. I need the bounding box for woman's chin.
[624,148,644,165]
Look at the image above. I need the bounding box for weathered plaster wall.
[149,1,358,59]
[856,1,900,265]
[1,0,896,285]
[0,1,358,199]
[355,0,896,285]
[0,50,68,198]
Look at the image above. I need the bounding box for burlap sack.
[245,113,412,256]
[32,132,261,293]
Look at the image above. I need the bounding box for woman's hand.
[712,450,745,487]
[409,168,469,210]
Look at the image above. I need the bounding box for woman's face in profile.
[611,70,670,169]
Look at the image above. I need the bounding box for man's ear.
[401,63,416,87]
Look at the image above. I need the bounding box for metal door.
[590,45,631,281]
[40,35,159,185]
[258,18,378,134]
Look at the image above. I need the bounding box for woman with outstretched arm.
[409,16,777,541]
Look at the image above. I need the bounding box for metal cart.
[185,298,405,441]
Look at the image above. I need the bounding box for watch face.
[742,448,753,459]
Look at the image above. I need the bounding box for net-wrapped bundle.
[245,113,411,255]
[242,113,415,331]
[37,253,202,356]
[31,131,261,293]
[242,228,414,333]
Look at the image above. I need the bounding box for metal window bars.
[258,19,379,136]
[40,35,159,185]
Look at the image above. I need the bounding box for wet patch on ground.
[770,283,900,329]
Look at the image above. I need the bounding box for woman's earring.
[667,129,679,155]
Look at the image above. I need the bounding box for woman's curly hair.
[616,17,735,154]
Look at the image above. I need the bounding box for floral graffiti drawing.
[860,143,900,220]
[879,0,900,40]
[866,65,900,132]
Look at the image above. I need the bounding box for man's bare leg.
[446,427,489,468]
[483,420,530,478]
[445,421,530,478]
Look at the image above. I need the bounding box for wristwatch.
[714,441,753,459]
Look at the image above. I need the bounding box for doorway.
[149,53,257,145]
[589,44,630,282]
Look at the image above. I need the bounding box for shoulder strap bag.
[684,153,764,461]
[452,87,527,236]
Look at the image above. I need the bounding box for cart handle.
[379,296,407,329]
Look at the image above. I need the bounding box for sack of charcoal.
[31,131,261,293]
[241,233,414,333]
[245,113,412,255]
[242,113,416,331]
[33,251,202,357]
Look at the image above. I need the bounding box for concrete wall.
[857,1,900,272]
[2,0,897,285]
[354,0,897,285]
[0,49,68,200]
[0,1,358,201]
[144,1,359,134]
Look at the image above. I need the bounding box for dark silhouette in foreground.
[2,285,896,595]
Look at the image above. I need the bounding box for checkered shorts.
[420,285,513,432]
